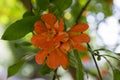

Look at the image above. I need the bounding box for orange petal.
[69,23,89,32]
[59,54,68,69]
[46,50,60,69]
[55,49,68,69]
[35,50,48,64]
[54,32,68,43]
[71,34,90,43]
[31,35,47,48]
[54,19,64,31]
[41,13,56,27]
[46,39,55,50]
[34,21,47,34]
[58,19,64,31]
[73,43,87,51]
[56,48,63,56]
[60,41,71,53]
[54,20,59,30]
[31,34,56,50]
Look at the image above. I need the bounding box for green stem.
[52,69,59,80]
[94,48,118,54]
[76,0,91,23]
[87,44,103,80]
[100,55,120,61]
[74,50,84,80]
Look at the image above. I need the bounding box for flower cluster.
[31,13,90,69]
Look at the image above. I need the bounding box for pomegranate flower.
[31,13,69,69]
[31,13,90,69]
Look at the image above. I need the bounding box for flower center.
[46,29,56,41]
[49,29,56,37]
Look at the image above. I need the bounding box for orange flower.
[31,13,69,69]
[35,49,68,69]
[31,13,66,50]
[67,23,90,51]
[31,13,90,69]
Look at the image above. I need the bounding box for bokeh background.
[0,0,120,80]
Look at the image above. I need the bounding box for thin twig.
[100,54,120,61]
[76,0,91,23]
[20,0,33,12]
[102,56,114,71]
[87,43,103,80]
[52,69,59,80]
[52,69,57,80]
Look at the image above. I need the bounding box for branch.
[100,54,120,61]
[87,43,103,80]
[76,0,91,23]
[52,69,59,80]
[20,0,33,12]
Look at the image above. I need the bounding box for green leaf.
[23,11,34,18]
[36,0,49,10]
[14,41,32,48]
[68,52,76,67]
[74,50,84,80]
[52,0,72,12]
[40,63,53,76]
[71,1,81,22]
[8,60,25,77]
[113,69,120,80]
[2,16,39,40]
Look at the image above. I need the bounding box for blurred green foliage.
[113,69,120,80]
[0,0,25,25]
[88,0,113,17]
